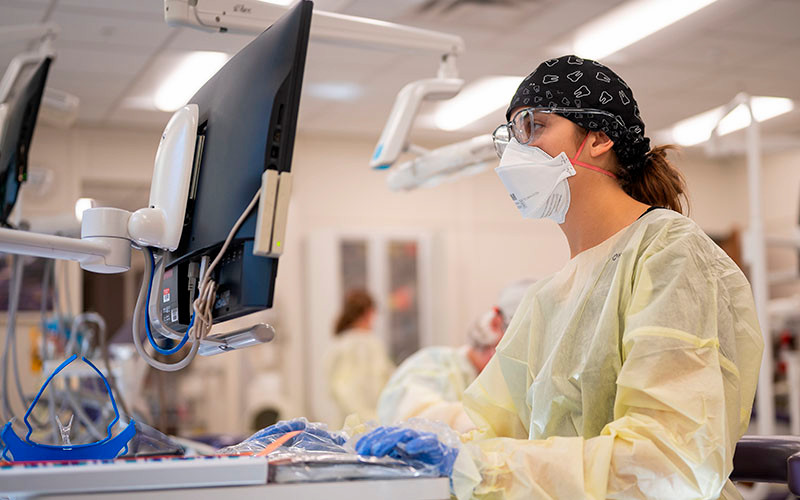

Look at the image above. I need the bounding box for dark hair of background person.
[335,288,374,335]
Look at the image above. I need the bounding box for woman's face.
[508,107,584,159]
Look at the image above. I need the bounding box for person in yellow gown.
[356,55,763,500]
[327,289,395,423]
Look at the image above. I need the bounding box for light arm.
[164,0,464,55]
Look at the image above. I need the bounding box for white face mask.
[494,139,577,224]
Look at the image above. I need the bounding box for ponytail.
[618,144,689,215]
[334,289,374,335]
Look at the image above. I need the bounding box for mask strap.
[570,133,617,179]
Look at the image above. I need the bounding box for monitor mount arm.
[163,0,466,170]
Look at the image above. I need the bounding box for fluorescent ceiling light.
[74,198,96,221]
[434,76,522,131]
[154,51,230,112]
[306,82,363,101]
[666,97,794,146]
[573,0,719,60]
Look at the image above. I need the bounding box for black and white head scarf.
[507,55,650,171]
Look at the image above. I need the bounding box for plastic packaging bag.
[122,420,184,457]
[217,417,446,483]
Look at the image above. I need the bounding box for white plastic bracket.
[128,104,199,250]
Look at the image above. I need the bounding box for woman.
[326,289,394,424]
[357,56,763,500]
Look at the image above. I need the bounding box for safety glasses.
[491,107,624,158]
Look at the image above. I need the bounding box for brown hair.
[334,289,374,335]
[576,126,689,215]
[617,145,689,215]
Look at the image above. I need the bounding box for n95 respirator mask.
[494,139,576,224]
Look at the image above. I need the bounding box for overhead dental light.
[572,0,720,60]
[386,134,496,191]
[659,96,794,146]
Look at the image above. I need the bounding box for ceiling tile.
[714,0,800,42]
[303,40,406,84]
[714,68,800,101]
[311,0,355,12]
[1,0,51,7]
[390,1,540,49]
[637,95,706,132]
[651,33,776,71]
[113,49,191,113]
[0,4,46,24]
[612,63,708,97]
[53,45,151,77]
[104,107,171,128]
[49,8,172,50]
[168,28,255,54]
[0,43,34,72]
[672,63,800,103]
[57,0,164,18]
[46,70,129,102]
[454,49,530,81]
[338,0,426,20]
[744,39,800,81]
[413,0,550,30]
[489,0,627,56]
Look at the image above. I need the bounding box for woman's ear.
[588,131,615,158]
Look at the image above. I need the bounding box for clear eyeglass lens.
[492,124,510,158]
[511,109,534,144]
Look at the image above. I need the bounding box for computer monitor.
[0,57,52,227]
[158,0,312,331]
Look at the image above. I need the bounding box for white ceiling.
[2,0,800,145]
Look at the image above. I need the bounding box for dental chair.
[732,435,800,496]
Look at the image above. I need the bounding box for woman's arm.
[457,235,762,499]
